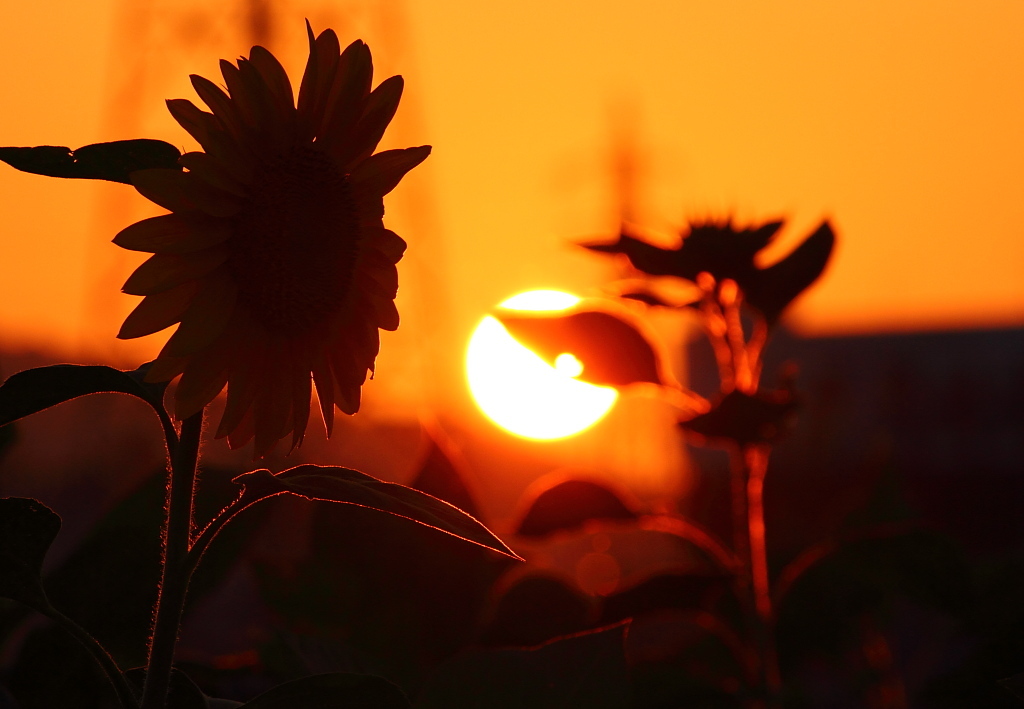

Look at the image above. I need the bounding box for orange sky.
[2,0,1023,367]
[1,0,1022,504]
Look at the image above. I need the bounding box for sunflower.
[114,23,430,457]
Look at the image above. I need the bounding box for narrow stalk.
[141,411,203,709]
[744,445,781,702]
[41,605,139,708]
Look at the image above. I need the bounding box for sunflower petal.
[191,74,248,141]
[227,407,256,449]
[289,360,312,451]
[362,227,407,263]
[249,45,295,116]
[145,352,188,383]
[130,168,195,212]
[334,75,403,168]
[131,169,242,218]
[372,296,400,331]
[358,264,398,299]
[349,145,430,199]
[174,340,233,419]
[122,246,229,296]
[217,338,260,438]
[178,152,246,196]
[253,350,291,457]
[311,348,335,436]
[114,212,233,254]
[166,99,220,149]
[318,40,372,147]
[164,274,238,356]
[117,281,200,339]
[298,28,341,140]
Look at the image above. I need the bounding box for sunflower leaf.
[0,497,61,608]
[232,465,520,559]
[235,673,409,708]
[515,479,637,538]
[0,139,181,184]
[0,363,170,428]
[497,309,663,387]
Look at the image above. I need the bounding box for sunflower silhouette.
[115,23,430,456]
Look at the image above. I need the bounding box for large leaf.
[232,466,518,559]
[415,621,632,709]
[479,574,594,648]
[0,363,169,428]
[0,497,60,608]
[514,479,637,538]
[239,673,409,708]
[0,139,181,184]
[497,309,663,387]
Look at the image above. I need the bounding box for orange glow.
[1,1,1023,383]
[466,290,618,440]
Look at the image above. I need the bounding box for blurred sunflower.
[114,23,430,456]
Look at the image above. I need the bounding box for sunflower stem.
[141,411,203,709]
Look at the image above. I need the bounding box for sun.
[466,290,618,440]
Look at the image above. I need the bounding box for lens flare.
[466,290,618,440]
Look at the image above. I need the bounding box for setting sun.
[466,290,618,440]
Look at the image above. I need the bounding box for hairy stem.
[141,411,203,709]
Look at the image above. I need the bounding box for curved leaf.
[231,465,518,559]
[497,309,663,387]
[0,363,169,428]
[480,574,594,648]
[0,497,61,608]
[239,673,409,708]
[0,139,182,184]
[514,479,637,538]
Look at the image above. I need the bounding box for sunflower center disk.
[230,148,360,336]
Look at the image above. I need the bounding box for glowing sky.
[1,0,1022,363]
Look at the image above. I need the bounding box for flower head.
[115,23,430,456]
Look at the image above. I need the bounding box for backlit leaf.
[0,139,182,184]
[232,465,518,558]
[0,363,169,428]
[515,478,637,538]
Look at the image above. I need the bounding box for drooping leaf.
[0,363,170,428]
[0,139,182,184]
[744,220,835,324]
[0,498,61,608]
[239,673,409,708]
[409,433,481,521]
[680,388,798,447]
[479,574,594,648]
[514,478,637,538]
[232,465,518,558]
[415,621,631,709]
[497,309,663,387]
